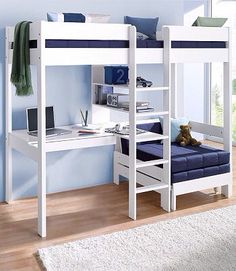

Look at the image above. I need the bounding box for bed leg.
[221,184,232,198]
[171,190,176,211]
[161,189,170,212]
[214,187,220,194]
[113,156,119,185]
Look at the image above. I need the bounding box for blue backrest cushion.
[159,117,189,142]
[124,16,159,39]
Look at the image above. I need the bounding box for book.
[119,101,149,108]
[136,107,154,113]
[72,124,102,131]
[77,129,100,134]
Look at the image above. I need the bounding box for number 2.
[116,69,125,83]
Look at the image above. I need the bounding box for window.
[210,0,236,142]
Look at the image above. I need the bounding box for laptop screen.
[27,106,55,132]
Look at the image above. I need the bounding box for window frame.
[205,0,236,145]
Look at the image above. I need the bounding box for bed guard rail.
[162,25,229,43]
[189,121,223,138]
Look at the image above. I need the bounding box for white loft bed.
[5,21,232,238]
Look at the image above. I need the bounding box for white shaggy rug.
[38,205,236,271]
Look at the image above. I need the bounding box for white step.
[136,118,161,125]
[136,183,168,194]
[117,132,168,143]
[136,159,168,169]
[136,111,169,118]
[135,86,169,92]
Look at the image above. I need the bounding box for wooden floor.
[0,144,235,270]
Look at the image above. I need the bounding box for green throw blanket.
[11,21,33,96]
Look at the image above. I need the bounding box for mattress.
[121,141,230,183]
[26,40,227,49]
[45,40,226,48]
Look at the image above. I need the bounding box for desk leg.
[37,30,47,237]
[38,154,46,237]
[5,144,12,203]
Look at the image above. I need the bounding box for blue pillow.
[159,117,189,142]
[47,12,85,22]
[64,13,85,22]
[124,16,159,39]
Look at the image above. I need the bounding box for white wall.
[0,0,187,201]
[183,0,208,140]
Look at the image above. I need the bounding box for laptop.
[26,106,72,137]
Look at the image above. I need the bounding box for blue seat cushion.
[171,164,230,183]
[136,143,230,174]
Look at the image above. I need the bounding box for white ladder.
[128,26,171,220]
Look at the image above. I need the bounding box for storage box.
[104,66,129,85]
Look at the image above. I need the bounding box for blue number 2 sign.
[116,68,125,84]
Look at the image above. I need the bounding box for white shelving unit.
[91,27,171,219]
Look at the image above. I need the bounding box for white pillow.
[47,12,110,23]
[47,12,65,22]
[137,32,149,40]
[85,14,111,23]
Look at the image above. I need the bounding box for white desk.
[9,125,116,161]
[7,125,116,237]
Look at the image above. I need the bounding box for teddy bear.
[176,125,201,147]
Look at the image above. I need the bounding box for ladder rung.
[136,183,168,194]
[116,132,168,143]
[136,134,168,143]
[136,111,169,117]
[136,133,168,143]
[136,159,168,169]
[136,118,161,125]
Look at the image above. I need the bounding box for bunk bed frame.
[5,21,232,237]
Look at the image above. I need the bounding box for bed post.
[222,27,232,198]
[5,27,13,203]
[128,26,137,220]
[171,190,176,211]
[113,138,120,185]
[37,22,47,237]
[171,63,177,119]
[161,26,171,212]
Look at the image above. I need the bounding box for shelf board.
[93,104,168,117]
[93,104,129,113]
[93,83,169,92]
[93,83,128,89]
